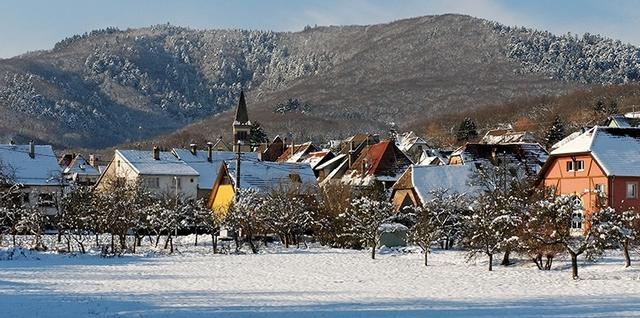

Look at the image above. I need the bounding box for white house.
[0,142,66,216]
[96,147,199,199]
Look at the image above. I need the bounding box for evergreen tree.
[249,121,268,145]
[456,117,478,142]
[544,114,566,149]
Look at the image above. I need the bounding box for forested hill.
[0,14,639,149]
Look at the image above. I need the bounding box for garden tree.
[591,188,638,268]
[261,186,315,248]
[408,189,470,266]
[128,182,154,252]
[95,176,140,253]
[315,183,355,247]
[15,205,46,250]
[462,193,520,271]
[224,189,262,254]
[544,114,566,149]
[471,161,534,266]
[456,117,478,142]
[531,194,617,279]
[192,199,222,253]
[249,121,268,145]
[518,188,563,270]
[340,196,395,259]
[59,186,98,253]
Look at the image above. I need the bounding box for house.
[276,141,319,163]
[340,139,413,189]
[61,154,101,186]
[95,147,199,199]
[448,142,548,174]
[207,160,318,213]
[415,148,448,166]
[255,135,286,161]
[391,164,479,211]
[318,134,380,184]
[396,131,430,162]
[606,112,640,128]
[540,126,640,215]
[172,143,258,200]
[0,142,66,216]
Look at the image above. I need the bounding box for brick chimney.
[190,143,197,155]
[152,146,160,160]
[29,141,35,159]
[207,142,213,162]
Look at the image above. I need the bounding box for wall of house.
[391,189,419,211]
[542,154,607,213]
[211,184,234,216]
[16,185,64,216]
[448,155,463,165]
[610,176,640,212]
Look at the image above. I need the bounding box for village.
[1,90,639,283]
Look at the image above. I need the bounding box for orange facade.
[542,154,607,213]
[543,154,640,213]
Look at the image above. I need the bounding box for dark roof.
[454,143,548,173]
[234,91,250,125]
[346,139,413,179]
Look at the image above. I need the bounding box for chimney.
[206,142,213,162]
[152,146,160,160]
[89,154,97,167]
[190,143,197,155]
[29,141,35,159]
[9,139,15,145]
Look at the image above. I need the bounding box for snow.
[1,242,640,317]
[0,144,64,185]
[118,149,199,176]
[63,154,100,176]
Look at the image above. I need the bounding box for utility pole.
[235,141,242,202]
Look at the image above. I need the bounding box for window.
[595,184,606,193]
[627,183,638,199]
[566,161,574,172]
[571,211,583,230]
[171,177,182,189]
[145,177,160,189]
[576,160,584,171]
[38,193,55,207]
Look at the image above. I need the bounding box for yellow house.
[207,160,318,216]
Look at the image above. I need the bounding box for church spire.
[234,90,250,125]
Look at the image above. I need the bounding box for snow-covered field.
[2,238,640,317]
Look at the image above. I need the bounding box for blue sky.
[1,0,639,58]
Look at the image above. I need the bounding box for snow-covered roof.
[396,131,429,152]
[63,155,101,176]
[173,149,257,190]
[300,150,332,170]
[117,150,199,176]
[0,144,64,186]
[550,126,640,177]
[226,160,317,192]
[480,130,535,144]
[411,165,480,202]
[550,130,584,152]
[315,153,346,171]
[454,143,548,173]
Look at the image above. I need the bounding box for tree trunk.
[169,236,174,253]
[501,250,511,266]
[371,241,376,260]
[545,255,553,270]
[533,254,543,270]
[211,233,217,254]
[110,234,115,254]
[570,252,579,279]
[623,240,631,268]
[164,234,171,250]
[95,234,99,247]
[194,228,199,246]
[424,249,428,266]
[488,253,493,271]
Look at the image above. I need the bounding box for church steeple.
[234,90,250,125]
[232,90,252,152]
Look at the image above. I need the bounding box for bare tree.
[341,196,395,259]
